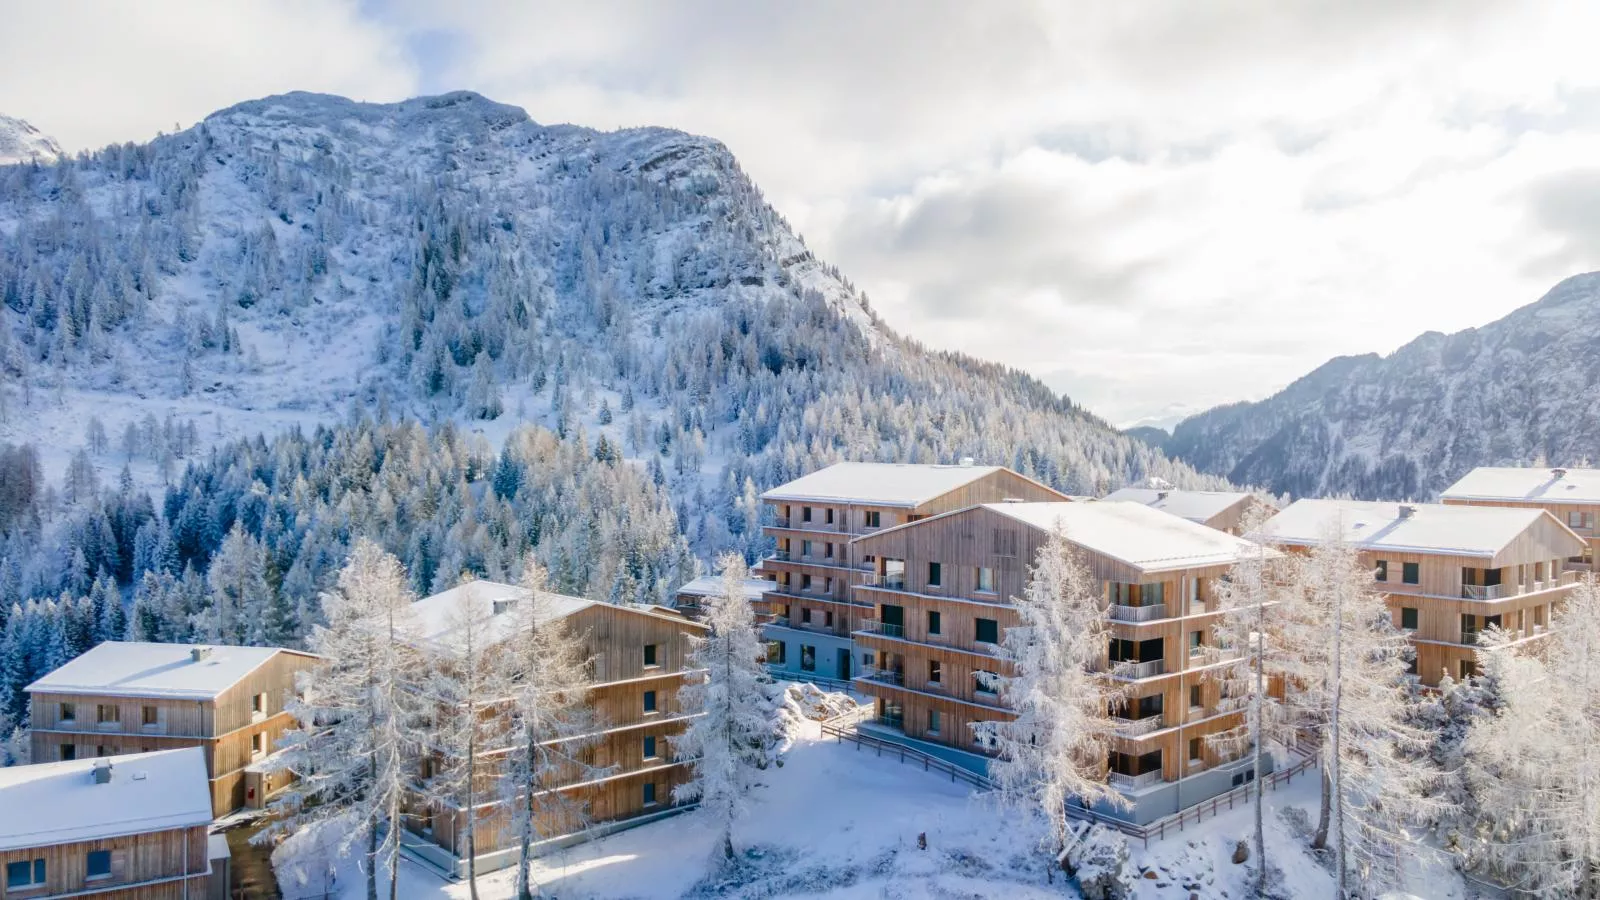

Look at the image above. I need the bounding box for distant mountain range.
[0,115,62,166]
[1159,273,1600,500]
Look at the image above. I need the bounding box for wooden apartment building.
[1441,466,1600,570]
[0,748,215,900]
[401,580,708,876]
[26,642,319,816]
[1100,486,1272,536]
[850,499,1278,824]
[1263,499,1586,685]
[759,462,1068,684]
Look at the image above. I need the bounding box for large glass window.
[976,567,994,592]
[1402,562,1420,585]
[975,618,999,644]
[1374,560,1388,582]
[6,860,44,890]
[927,562,942,588]
[86,851,111,880]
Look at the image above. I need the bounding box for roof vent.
[1398,504,1417,519]
[1554,467,1568,479]
[191,647,212,663]
[131,772,147,781]
[492,598,519,615]
[1000,497,1026,503]
[92,760,113,785]
[1157,490,1171,501]
[959,457,975,467]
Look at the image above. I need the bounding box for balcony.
[1114,716,1163,738]
[770,549,793,562]
[1461,630,1479,646]
[1109,603,1168,623]
[876,713,905,729]
[1461,584,1506,601]
[859,667,905,687]
[1112,659,1166,681]
[862,573,908,591]
[857,619,906,639]
[1109,769,1163,790]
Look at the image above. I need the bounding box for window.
[801,607,813,624]
[928,660,943,685]
[974,671,998,696]
[1189,685,1202,710]
[251,733,265,757]
[825,508,835,525]
[1400,607,1418,631]
[823,610,834,628]
[642,782,657,806]
[976,567,994,592]
[1460,659,1478,680]
[766,641,786,665]
[801,540,813,558]
[800,645,816,672]
[1569,511,1592,530]
[60,744,75,761]
[992,528,1018,557]
[1189,737,1203,763]
[97,704,119,725]
[802,506,814,523]
[927,610,942,636]
[643,690,658,714]
[643,644,658,667]
[85,850,112,880]
[96,745,109,758]
[865,511,881,528]
[251,693,266,714]
[1406,654,1419,676]
[975,618,999,644]
[1374,560,1388,582]
[1188,631,1203,657]
[6,859,44,890]
[1402,562,1420,585]
[643,736,658,760]
[800,574,813,591]
[927,562,942,588]
[928,709,942,735]
[59,702,75,723]
[142,706,158,726]
[824,542,835,559]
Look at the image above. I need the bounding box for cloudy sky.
[5,1,1600,426]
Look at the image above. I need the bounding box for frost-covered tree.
[973,524,1123,879]
[673,553,774,862]
[266,540,423,900]
[501,560,597,900]
[1278,534,1441,896]
[204,522,271,645]
[1464,575,1600,896]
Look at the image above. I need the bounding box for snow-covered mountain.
[0,115,62,166]
[0,91,1221,556]
[1163,273,1600,500]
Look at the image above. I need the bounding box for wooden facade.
[1441,495,1599,570]
[27,649,319,816]
[405,601,707,867]
[851,504,1256,790]
[0,827,210,900]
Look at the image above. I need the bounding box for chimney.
[191,646,212,663]
[1554,467,1568,479]
[1398,504,1417,519]
[92,760,113,785]
[959,457,975,467]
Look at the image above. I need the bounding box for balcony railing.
[1461,630,1479,646]
[876,713,905,729]
[770,549,793,562]
[1112,659,1166,680]
[1462,584,1506,601]
[858,667,905,686]
[857,619,906,638]
[1109,769,1164,790]
[862,573,908,590]
[1109,603,1168,623]
[1114,716,1163,738]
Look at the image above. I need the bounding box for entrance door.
[837,648,852,680]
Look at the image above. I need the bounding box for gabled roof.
[1441,466,1600,506]
[411,580,706,646]
[760,462,1037,508]
[861,500,1272,574]
[1100,488,1255,524]
[1260,499,1581,559]
[673,575,771,601]
[26,642,312,700]
[0,748,212,851]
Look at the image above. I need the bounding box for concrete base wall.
[762,626,860,682]
[400,804,698,879]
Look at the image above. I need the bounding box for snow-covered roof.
[411,580,595,645]
[1440,466,1600,506]
[965,501,1272,573]
[673,575,771,601]
[1261,499,1563,557]
[1100,488,1254,524]
[0,748,212,851]
[761,462,1012,508]
[26,642,307,700]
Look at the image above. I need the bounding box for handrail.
[820,717,995,791]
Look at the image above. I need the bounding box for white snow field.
[270,715,1470,899]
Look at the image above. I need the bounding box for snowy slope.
[0,115,62,166]
[1164,272,1600,500]
[0,91,1223,559]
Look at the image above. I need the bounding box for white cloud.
[10,1,1600,423]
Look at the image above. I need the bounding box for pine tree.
[204,522,272,645]
[973,523,1123,879]
[266,540,423,900]
[673,553,774,862]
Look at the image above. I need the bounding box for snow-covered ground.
[271,715,1472,899]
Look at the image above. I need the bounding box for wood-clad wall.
[1442,496,1599,566]
[0,826,208,900]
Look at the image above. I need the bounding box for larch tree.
[1278,533,1442,897]
[502,559,598,900]
[204,522,271,645]
[673,552,776,863]
[421,585,510,900]
[1464,574,1600,896]
[973,523,1124,880]
[265,540,424,900]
